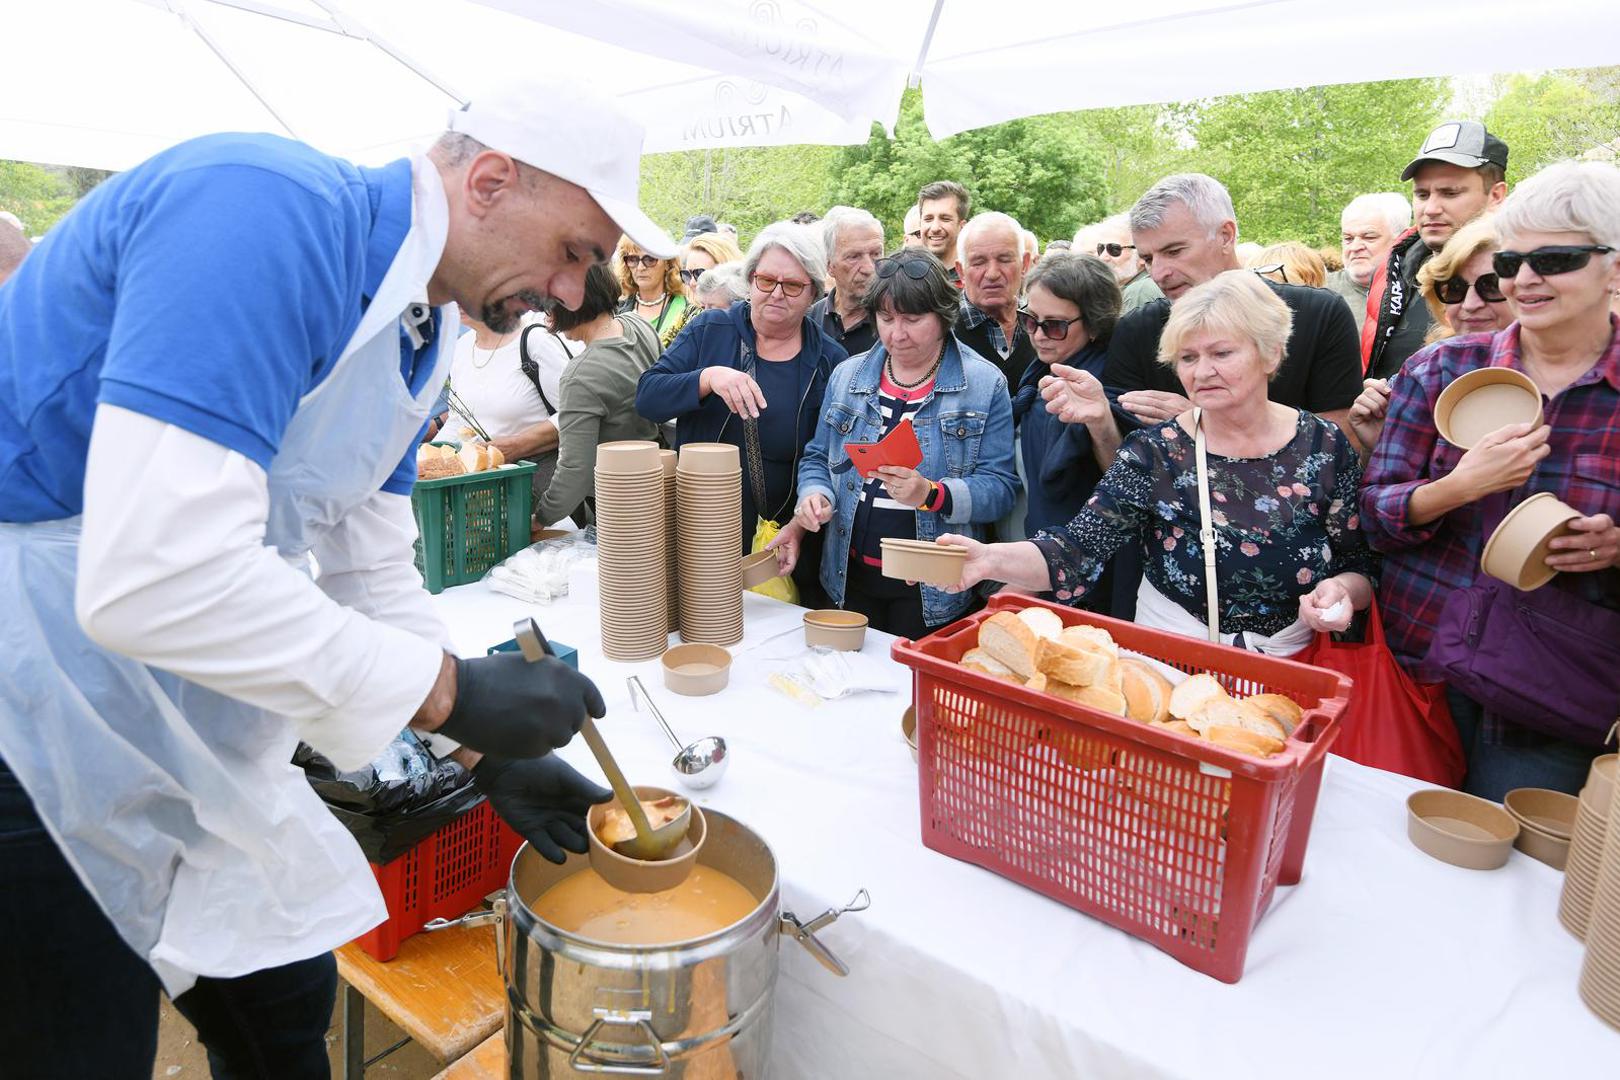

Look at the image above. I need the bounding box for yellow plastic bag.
[749,518,799,603]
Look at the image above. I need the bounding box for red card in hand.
[844,418,923,479]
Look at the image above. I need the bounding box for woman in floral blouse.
[944,270,1377,654]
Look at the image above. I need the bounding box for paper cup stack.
[594,441,670,661]
[661,449,678,632]
[1576,755,1620,1030]
[675,443,744,646]
[1561,754,1617,939]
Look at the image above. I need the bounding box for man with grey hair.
[954,210,1036,390]
[808,205,884,356]
[1097,172,1361,432]
[1087,212,1163,313]
[902,204,924,248]
[1327,192,1411,332]
[0,215,29,286]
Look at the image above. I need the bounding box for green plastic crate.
[412,460,537,594]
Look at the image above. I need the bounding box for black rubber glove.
[436,652,606,759]
[473,755,612,864]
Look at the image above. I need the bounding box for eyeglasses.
[1252,262,1290,284]
[1095,242,1136,257]
[1435,273,1506,305]
[875,256,932,280]
[751,274,810,298]
[1017,310,1085,341]
[622,254,661,269]
[678,268,704,285]
[1492,245,1614,279]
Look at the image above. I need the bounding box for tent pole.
[909,0,945,90]
[169,1,301,138]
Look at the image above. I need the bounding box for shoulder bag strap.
[1193,407,1220,643]
[518,324,560,416]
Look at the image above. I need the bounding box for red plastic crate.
[892,594,1351,983]
[353,799,523,962]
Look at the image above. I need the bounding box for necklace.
[886,341,946,390]
[635,292,667,306]
[469,330,515,369]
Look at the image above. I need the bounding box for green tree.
[827,89,1109,245]
[0,161,78,234]
[1044,104,1192,217]
[1193,78,1449,247]
[638,144,838,247]
[1485,71,1620,178]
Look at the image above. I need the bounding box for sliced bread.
[1168,672,1227,721]
[977,611,1042,680]
[1119,658,1173,724]
[1016,606,1065,642]
[1244,693,1304,737]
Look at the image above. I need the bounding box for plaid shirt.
[1359,320,1620,673]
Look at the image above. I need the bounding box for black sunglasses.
[622,253,661,269]
[1435,273,1506,305]
[1095,242,1136,257]
[1017,310,1084,341]
[1492,245,1614,279]
[875,256,932,280]
[678,268,704,284]
[1252,262,1289,284]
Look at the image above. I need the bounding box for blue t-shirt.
[0,133,427,523]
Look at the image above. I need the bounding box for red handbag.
[1294,598,1466,787]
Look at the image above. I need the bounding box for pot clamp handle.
[779,888,870,977]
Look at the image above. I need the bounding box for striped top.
[848,370,951,567]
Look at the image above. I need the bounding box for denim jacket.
[797,338,1019,626]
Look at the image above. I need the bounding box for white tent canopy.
[5,0,1620,171]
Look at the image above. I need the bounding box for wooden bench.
[335,921,504,1079]
[432,1030,505,1079]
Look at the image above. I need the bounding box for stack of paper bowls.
[1562,754,1617,940]
[1579,754,1620,1031]
[594,441,670,661]
[661,449,678,632]
[675,442,744,646]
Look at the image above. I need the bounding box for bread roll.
[1168,673,1227,721]
[1025,672,1049,693]
[1151,719,1199,737]
[1186,697,1284,741]
[1057,682,1126,716]
[1202,724,1284,758]
[457,441,505,473]
[1119,658,1173,724]
[418,454,467,480]
[1060,624,1119,657]
[1035,636,1110,686]
[1244,693,1303,737]
[960,647,1021,683]
[1017,606,1064,642]
[978,611,1042,680]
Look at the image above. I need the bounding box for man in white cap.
[0,80,674,1076]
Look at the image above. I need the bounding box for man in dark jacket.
[1361,121,1508,379]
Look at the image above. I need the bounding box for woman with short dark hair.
[772,249,1018,636]
[535,263,663,527]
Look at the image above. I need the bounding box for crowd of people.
[407,117,1620,803]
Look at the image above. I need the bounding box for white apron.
[0,160,452,996]
[1131,577,1314,684]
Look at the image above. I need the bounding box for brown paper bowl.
[1434,366,1542,450]
[661,643,732,696]
[740,550,784,589]
[880,538,967,588]
[660,448,677,478]
[595,440,663,475]
[1504,787,1579,839]
[586,785,705,894]
[902,705,918,762]
[1586,755,1618,819]
[1407,789,1520,870]
[804,609,869,651]
[1513,822,1572,870]
[678,442,741,475]
[1480,492,1582,591]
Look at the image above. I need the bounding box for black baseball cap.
[683,214,719,240]
[1401,121,1509,181]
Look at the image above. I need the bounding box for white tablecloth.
[429,573,1615,1079]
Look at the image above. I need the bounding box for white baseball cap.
[448,80,676,259]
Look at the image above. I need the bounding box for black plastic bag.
[294,731,486,864]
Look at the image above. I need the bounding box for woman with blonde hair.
[680,231,744,289]
[1250,240,1327,288]
[614,235,693,347]
[942,269,1375,652]
[1416,214,1515,343]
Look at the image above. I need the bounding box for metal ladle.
[627,675,729,790]
[511,619,690,861]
